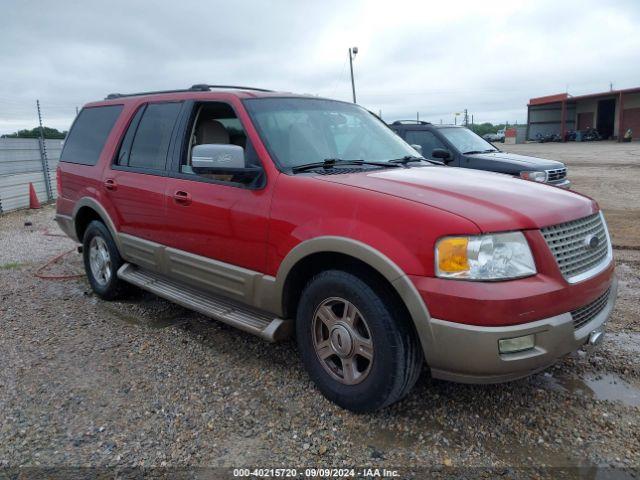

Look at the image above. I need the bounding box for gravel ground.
[1,143,640,477]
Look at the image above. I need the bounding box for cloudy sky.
[1,0,639,134]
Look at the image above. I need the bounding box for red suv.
[55,85,617,412]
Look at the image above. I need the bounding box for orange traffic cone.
[29,183,41,209]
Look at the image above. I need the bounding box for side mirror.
[190,144,262,182]
[410,144,423,155]
[192,144,245,171]
[432,148,453,163]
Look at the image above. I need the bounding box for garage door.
[577,112,594,130]
[622,107,640,139]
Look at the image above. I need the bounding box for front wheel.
[296,270,423,412]
[82,220,125,300]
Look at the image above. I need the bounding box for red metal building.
[526,87,640,141]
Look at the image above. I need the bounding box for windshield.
[438,127,498,154]
[243,97,418,169]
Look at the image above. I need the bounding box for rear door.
[106,101,183,244]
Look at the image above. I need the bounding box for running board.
[117,263,292,342]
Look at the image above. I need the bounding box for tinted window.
[128,102,181,170]
[404,130,446,158]
[60,105,123,165]
[115,107,145,166]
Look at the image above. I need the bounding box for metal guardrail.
[0,138,63,213]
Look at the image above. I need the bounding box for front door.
[163,101,273,277]
[404,129,456,165]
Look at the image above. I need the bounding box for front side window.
[179,102,262,186]
[243,98,417,169]
[438,127,498,155]
[60,105,123,165]
[404,130,446,159]
[119,102,182,170]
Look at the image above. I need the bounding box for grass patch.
[0,262,22,270]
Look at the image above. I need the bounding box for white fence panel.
[0,138,62,213]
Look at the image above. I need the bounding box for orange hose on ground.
[41,228,68,238]
[34,248,84,280]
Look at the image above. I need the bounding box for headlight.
[520,170,547,182]
[436,232,536,280]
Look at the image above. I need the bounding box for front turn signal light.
[436,237,469,274]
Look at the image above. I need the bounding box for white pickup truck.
[483,129,505,142]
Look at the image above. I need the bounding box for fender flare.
[72,197,121,250]
[272,236,434,355]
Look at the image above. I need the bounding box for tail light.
[55,166,62,196]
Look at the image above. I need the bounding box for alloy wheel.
[312,297,374,385]
[88,236,112,286]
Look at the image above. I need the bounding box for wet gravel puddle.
[537,371,640,408]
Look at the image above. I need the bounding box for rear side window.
[124,102,182,170]
[60,105,123,165]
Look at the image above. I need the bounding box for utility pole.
[464,109,468,127]
[36,100,53,202]
[348,47,358,103]
[417,112,420,123]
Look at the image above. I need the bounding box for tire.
[296,270,423,413]
[82,220,125,300]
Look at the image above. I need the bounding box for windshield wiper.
[463,149,498,155]
[291,158,401,173]
[388,155,443,166]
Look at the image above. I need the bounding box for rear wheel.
[296,270,423,412]
[82,220,125,300]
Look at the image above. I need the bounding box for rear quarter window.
[60,105,123,165]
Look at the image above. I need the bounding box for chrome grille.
[546,168,567,182]
[571,288,610,329]
[540,213,610,282]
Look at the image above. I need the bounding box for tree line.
[1,127,67,139]
[467,122,510,137]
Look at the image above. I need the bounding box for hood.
[468,152,565,170]
[314,166,596,232]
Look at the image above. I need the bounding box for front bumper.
[425,276,617,383]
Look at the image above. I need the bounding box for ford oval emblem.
[584,234,600,250]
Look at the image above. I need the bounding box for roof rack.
[391,120,432,125]
[105,84,273,100]
[190,84,273,92]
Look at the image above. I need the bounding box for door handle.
[172,190,192,205]
[103,178,118,191]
